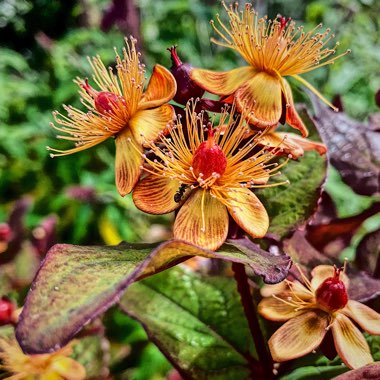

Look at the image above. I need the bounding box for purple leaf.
[309,94,380,196]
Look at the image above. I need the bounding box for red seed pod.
[316,267,348,312]
[168,46,205,105]
[81,79,126,115]
[0,297,15,326]
[0,223,11,242]
[192,129,227,180]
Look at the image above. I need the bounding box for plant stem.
[232,262,274,379]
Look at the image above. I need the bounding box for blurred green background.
[0,0,379,378]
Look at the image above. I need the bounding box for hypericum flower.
[48,37,176,196]
[132,105,288,250]
[191,3,350,137]
[0,337,86,379]
[258,264,380,369]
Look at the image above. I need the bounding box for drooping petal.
[129,104,174,145]
[174,189,228,251]
[51,356,86,380]
[282,78,309,137]
[190,66,256,96]
[133,175,185,214]
[268,310,329,362]
[258,296,301,321]
[139,64,177,110]
[311,265,349,291]
[222,187,269,238]
[342,300,380,335]
[280,133,327,156]
[235,72,282,128]
[331,313,373,369]
[115,129,143,196]
[257,131,305,159]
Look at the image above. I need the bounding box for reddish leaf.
[333,363,380,380]
[309,94,380,195]
[355,228,380,278]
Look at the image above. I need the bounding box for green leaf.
[279,365,347,380]
[257,108,326,239]
[71,333,109,379]
[16,239,290,354]
[120,266,255,380]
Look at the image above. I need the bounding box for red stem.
[232,262,274,379]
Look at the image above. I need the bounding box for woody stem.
[232,262,274,379]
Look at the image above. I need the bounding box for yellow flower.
[48,37,176,196]
[132,104,287,250]
[258,264,380,369]
[191,3,350,137]
[0,337,86,380]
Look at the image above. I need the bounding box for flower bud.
[0,297,15,326]
[81,79,126,115]
[316,267,348,312]
[192,129,227,180]
[168,46,205,105]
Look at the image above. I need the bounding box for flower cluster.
[49,3,347,251]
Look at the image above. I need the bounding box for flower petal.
[282,79,309,137]
[235,72,282,128]
[268,310,329,362]
[139,64,176,110]
[280,132,327,156]
[174,189,228,251]
[115,129,143,196]
[332,313,373,369]
[222,187,269,238]
[129,104,174,145]
[342,300,380,335]
[258,296,301,321]
[311,265,349,291]
[133,175,186,214]
[51,356,86,380]
[258,131,305,159]
[190,66,256,96]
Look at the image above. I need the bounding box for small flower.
[191,3,350,137]
[132,104,288,250]
[48,37,177,196]
[258,264,380,369]
[0,337,86,379]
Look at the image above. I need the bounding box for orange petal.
[51,356,86,380]
[115,129,143,196]
[221,187,269,238]
[311,265,349,291]
[342,300,380,335]
[129,104,174,145]
[260,282,287,298]
[260,281,313,300]
[235,72,282,128]
[257,131,305,159]
[332,313,373,369]
[268,310,329,362]
[190,66,256,96]
[278,132,326,156]
[258,296,301,321]
[174,189,228,251]
[139,64,176,110]
[282,79,309,137]
[133,175,185,214]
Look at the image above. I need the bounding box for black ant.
[174,184,188,203]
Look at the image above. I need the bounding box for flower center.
[191,129,227,185]
[81,79,126,115]
[315,267,348,312]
